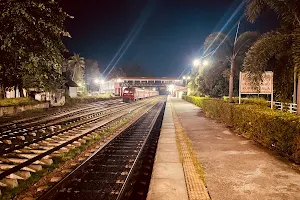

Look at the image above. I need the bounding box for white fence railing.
[273,102,297,113]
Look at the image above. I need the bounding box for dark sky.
[60,0,278,77]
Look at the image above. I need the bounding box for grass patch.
[0,98,39,107]
[64,95,120,106]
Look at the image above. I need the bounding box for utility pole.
[229,21,240,102]
[293,67,297,104]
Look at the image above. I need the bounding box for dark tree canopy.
[0,0,71,97]
[244,0,300,103]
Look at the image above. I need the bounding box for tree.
[84,59,101,91]
[203,31,260,101]
[202,31,259,99]
[0,0,71,97]
[68,54,85,84]
[244,0,300,113]
[195,60,229,97]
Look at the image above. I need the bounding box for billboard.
[240,71,273,94]
[239,71,273,108]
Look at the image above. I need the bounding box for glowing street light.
[193,59,200,67]
[94,79,100,84]
[168,84,175,92]
[203,60,209,66]
[182,75,190,86]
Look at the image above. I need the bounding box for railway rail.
[39,99,165,200]
[0,97,159,191]
[0,100,129,154]
[0,99,121,135]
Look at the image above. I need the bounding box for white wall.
[69,87,77,98]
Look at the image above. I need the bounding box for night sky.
[60,0,278,77]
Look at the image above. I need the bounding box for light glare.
[203,60,209,66]
[193,59,200,67]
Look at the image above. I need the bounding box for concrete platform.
[147,101,188,200]
[171,98,300,200]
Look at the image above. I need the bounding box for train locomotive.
[122,87,158,102]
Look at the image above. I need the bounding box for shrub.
[0,98,38,107]
[223,96,270,107]
[183,96,207,108]
[185,96,300,163]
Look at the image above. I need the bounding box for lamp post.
[94,79,104,94]
[193,59,209,68]
[182,76,190,86]
[193,59,200,68]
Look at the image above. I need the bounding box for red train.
[122,87,159,102]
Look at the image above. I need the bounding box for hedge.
[183,96,300,164]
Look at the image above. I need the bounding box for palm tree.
[243,0,300,114]
[68,53,85,84]
[203,31,260,101]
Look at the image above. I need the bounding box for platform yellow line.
[170,100,210,200]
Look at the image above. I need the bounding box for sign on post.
[239,71,274,108]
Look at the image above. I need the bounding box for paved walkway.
[147,101,188,200]
[171,98,300,200]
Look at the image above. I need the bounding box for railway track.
[0,100,129,154]
[38,98,165,200]
[0,99,121,135]
[0,97,159,191]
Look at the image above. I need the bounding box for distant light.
[100,80,105,84]
[168,84,175,92]
[94,79,100,84]
[187,76,191,80]
[78,83,82,87]
[203,60,209,66]
[153,88,156,91]
[183,76,186,80]
[193,59,200,67]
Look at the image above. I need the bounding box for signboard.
[239,71,274,108]
[240,72,273,94]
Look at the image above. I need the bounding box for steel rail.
[0,99,157,180]
[38,99,165,200]
[0,99,121,134]
[0,100,144,155]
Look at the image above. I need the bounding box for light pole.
[193,59,209,68]
[182,75,191,86]
[94,79,104,94]
[193,59,200,68]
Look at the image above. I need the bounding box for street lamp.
[94,79,100,84]
[203,60,209,66]
[193,59,200,67]
[182,75,189,86]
